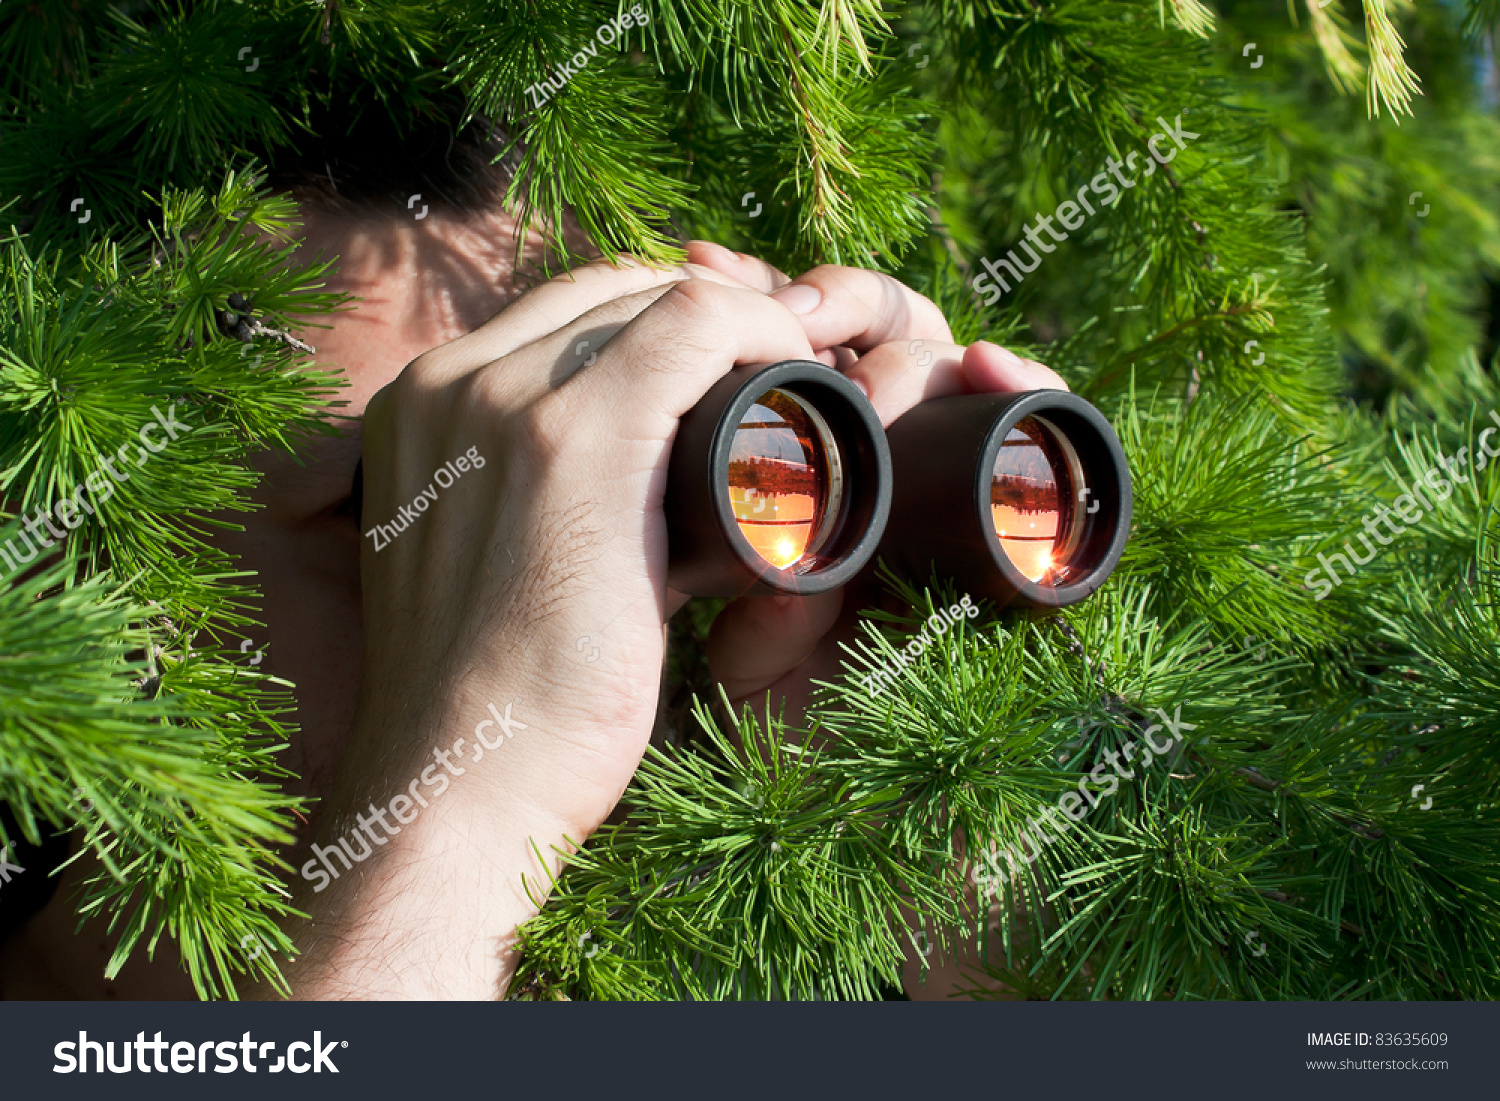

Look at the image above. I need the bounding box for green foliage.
[511,0,1500,1001]
[0,102,343,994]
[0,539,305,999]
[3,0,1500,1000]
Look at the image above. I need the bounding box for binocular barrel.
[664,360,892,596]
[351,360,1132,607]
[877,390,1132,607]
[665,362,1132,605]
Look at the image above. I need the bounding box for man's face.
[223,204,536,821]
[4,202,1050,1001]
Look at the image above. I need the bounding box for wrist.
[279,699,605,1000]
[279,774,578,1000]
[347,672,640,825]
[270,657,655,998]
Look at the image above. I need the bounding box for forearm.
[260,705,593,1001]
[272,796,568,1000]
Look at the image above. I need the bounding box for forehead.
[288,204,530,417]
[253,204,530,503]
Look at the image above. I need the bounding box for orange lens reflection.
[728,389,833,569]
[991,416,1075,583]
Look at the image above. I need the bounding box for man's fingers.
[841,339,1070,426]
[962,340,1070,393]
[679,252,1063,404]
[842,340,969,424]
[707,591,844,702]
[685,241,792,293]
[567,280,818,431]
[687,248,953,355]
[431,257,687,370]
[421,258,764,378]
[767,265,954,353]
[527,285,682,391]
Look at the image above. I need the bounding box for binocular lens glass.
[727,389,841,570]
[991,416,1080,583]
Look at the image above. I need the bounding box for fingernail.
[771,283,822,316]
[980,340,1018,364]
[984,342,1031,375]
[693,240,736,263]
[983,342,1068,392]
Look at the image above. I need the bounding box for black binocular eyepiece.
[876,389,1132,607]
[664,360,891,596]
[351,359,1132,609]
[665,361,1132,606]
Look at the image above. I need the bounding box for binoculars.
[666,360,1131,608]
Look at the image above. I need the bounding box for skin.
[0,203,1066,1001]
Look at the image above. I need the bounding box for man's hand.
[273,257,820,1000]
[271,245,1062,1001]
[683,244,1067,1002]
